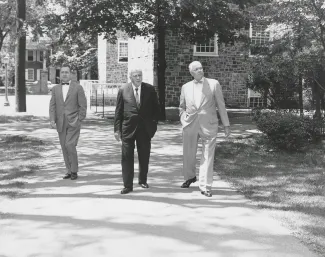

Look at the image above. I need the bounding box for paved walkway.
[0,104,319,256]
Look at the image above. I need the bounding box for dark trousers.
[121,127,151,189]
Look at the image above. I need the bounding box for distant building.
[98,26,270,108]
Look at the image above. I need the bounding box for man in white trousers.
[179,61,230,197]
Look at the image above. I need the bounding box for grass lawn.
[0,114,34,123]
[0,134,50,198]
[215,135,325,256]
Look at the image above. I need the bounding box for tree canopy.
[247,0,325,114]
[42,0,258,119]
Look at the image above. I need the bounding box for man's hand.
[114,132,121,142]
[50,121,56,129]
[224,126,231,138]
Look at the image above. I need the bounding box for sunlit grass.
[215,135,325,255]
[0,115,34,123]
[0,135,49,198]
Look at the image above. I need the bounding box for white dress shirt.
[132,84,141,104]
[193,78,203,108]
[62,81,70,101]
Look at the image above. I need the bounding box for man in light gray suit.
[49,65,87,180]
[179,61,230,197]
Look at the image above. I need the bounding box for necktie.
[135,88,140,108]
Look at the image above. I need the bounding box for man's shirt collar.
[132,83,141,90]
[193,77,204,84]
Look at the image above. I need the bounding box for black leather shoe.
[121,188,133,194]
[201,190,212,197]
[63,173,71,179]
[139,183,149,189]
[181,176,197,188]
[71,173,78,180]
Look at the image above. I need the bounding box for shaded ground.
[0,114,318,257]
[0,134,53,198]
[215,137,325,256]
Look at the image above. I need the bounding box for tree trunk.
[157,26,166,120]
[298,75,303,116]
[313,68,322,119]
[297,20,303,116]
[76,68,80,81]
[156,0,166,121]
[0,36,3,53]
[15,0,26,112]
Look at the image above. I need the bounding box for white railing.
[247,88,262,108]
[90,83,123,97]
[79,80,124,108]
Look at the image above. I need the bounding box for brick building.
[98,25,268,107]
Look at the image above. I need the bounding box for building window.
[193,35,218,56]
[249,23,270,56]
[27,50,35,61]
[118,40,128,63]
[248,97,267,107]
[25,69,34,81]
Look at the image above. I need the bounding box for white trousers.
[182,121,217,191]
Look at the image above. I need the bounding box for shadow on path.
[0,115,318,257]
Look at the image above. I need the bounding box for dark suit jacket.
[114,82,159,139]
[49,81,87,132]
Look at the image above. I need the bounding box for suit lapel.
[199,78,209,108]
[139,83,147,109]
[58,84,64,104]
[127,83,137,108]
[64,82,73,102]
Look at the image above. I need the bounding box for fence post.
[89,89,93,110]
[95,90,98,113]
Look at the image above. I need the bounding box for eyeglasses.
[193,67,203,72]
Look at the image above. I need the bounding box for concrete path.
[0,110,319,256]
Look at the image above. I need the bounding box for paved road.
[0,113,318,257]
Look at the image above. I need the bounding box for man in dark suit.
[114,69,159,194]
[49,65,87,180]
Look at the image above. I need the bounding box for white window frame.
[36,69,42,81]
[26,50,36,62]
[249,23,271,57]
[193,34,218,57]
[37,50,44,62]
[25,69,34,81]
[118,40,128,63]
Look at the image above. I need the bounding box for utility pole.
[15,0,26,112]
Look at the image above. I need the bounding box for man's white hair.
[189,61,202,72]
[129,69,143,77]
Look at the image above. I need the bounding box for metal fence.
[80,80,123,118]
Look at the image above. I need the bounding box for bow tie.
[194,80,203,84]
[62,82,69,85]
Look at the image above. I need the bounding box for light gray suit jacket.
[49,81,87,133]
[179,77,229,136]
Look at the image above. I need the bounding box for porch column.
[42,50,47,71]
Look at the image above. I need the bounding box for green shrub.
[252,110,316,151]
